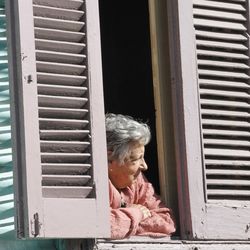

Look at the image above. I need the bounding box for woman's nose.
[140,159,148,171]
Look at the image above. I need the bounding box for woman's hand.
[130,204,151,220]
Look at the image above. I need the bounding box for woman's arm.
[109,180,147,239]
[109,175,176,239]
[135,174,176,237]
[110,206,144,239]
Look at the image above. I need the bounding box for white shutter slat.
[202,119,250,128]
[193,8,246,21]
[33,5,84,21]
[42,175,91,185]
[37,61,86,75]
[204,138,250,147]
[197,49,249,60]
[201,99,250,109]
[198,69,249,79]
[34,17,84,32]
[193,0,246,12]
[39,108,88,119]
[38,95,88,108]
[37,73,87,86]
[207,179,250,186]
[198,60,249,69]
[205,149,250,159]
[202,109,250,118]
[200,89,250,99]
[195,30,247,41]
[194,18,246,31]
[36,39,85,54]
[204,148,250,157]
[36,50,86,64]
[33,0,84,10]
[42,163,91,174]
[35,28,84,43]
[41,153,90,163]
[196,40,248,51]
[199,79,250,89]
[207,169,250,177]
[39,118,89,130]
[205,159,250,166]
[41,141,90,153]
[207,189,250,197]
[42,186,92,198]
[204,129,250,137]
[40,130,89,140]
[38,84,87,97]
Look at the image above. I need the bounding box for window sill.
[96,237,250,250]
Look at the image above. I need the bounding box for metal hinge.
[31,213,41,237]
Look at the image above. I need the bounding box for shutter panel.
[169,0,250,239]
[6,0,110,238]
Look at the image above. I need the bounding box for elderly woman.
[106,113,176,239]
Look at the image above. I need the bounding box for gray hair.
[105,113,151,164]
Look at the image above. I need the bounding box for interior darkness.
[99,1,160,193]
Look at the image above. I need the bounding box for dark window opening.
[99,0,160,193]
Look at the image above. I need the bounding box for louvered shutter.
[6,0,110,238]
[169,0,250,239]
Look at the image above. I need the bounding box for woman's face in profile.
[108,144,148,189]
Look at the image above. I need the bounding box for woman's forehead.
[129,144,145,156]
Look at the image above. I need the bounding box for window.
[6,0,109,238]
[6,0,250,242]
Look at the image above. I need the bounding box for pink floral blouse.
[109,173,176,239]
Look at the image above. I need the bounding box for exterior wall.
[0,1,56,249]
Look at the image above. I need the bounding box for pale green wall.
[0,1,58,249]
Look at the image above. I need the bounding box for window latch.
[31,213,40,237]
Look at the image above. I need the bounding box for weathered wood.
[193,0,246,12]
[207,169,250,176]
[195,30,247,41]
[194,18,246,31]
[198,69,249,79]
[199,79,250,89]
[200,89,250,98]
[95,239,250,250]
[193,8,246,21]
[35,27,85,43]
[197,50,249,60]
[204,148,250,157]
[198,60,249,69]
[201,99,249,109]
[196,40,247,50]
[201,109,250,118]
[204,138,250,147]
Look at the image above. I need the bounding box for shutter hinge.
[31,213,41,237]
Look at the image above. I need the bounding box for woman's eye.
[131,156,143,162]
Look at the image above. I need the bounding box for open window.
[99,0,180,236]
[98,0,161,194]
